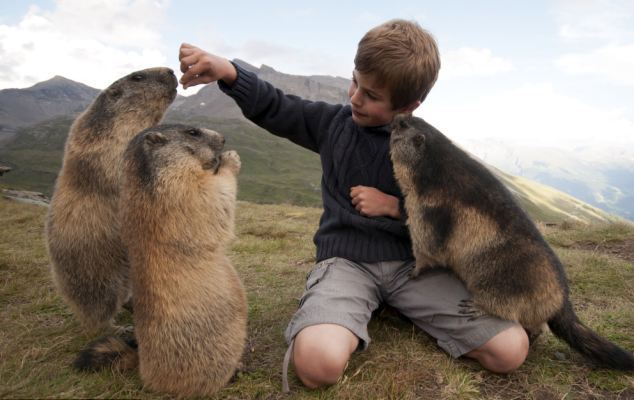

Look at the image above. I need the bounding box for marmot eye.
[187,128,201,137]
[131,74,145,81]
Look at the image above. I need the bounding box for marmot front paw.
[220,150,241,174]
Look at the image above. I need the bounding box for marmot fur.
[120,124,247,397]
[389,114,634,371]
[46,68,177,332]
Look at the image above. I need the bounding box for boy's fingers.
[181,74,212,89]
[179,54,199,73]
[350,185,362,197]
[180,62,212,83]
[179,47,196,59]
[180,60,190,74]
[179,43,198,54]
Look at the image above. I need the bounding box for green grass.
[1,197,633,399]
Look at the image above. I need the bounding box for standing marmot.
[46,68,177,332]
[389,114,634,370]
[120,124,247,397]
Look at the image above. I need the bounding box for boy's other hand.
[178,43,237,89]
[350,185,400,219]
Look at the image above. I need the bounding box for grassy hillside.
[496,169,618,224]
[0,116,323,206]
[0,117,70,196]
[0,115,624,224]
[1,197,633,399]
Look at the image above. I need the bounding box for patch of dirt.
[2,189,50,206]
[572,239,634,264]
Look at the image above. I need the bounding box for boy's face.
[348,70,415,127]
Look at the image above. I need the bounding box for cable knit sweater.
[219,63,413,262]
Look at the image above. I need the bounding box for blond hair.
[354,19,440,109]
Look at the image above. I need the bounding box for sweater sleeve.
[218,63,344,153]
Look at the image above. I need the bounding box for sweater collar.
[362,123,391,136]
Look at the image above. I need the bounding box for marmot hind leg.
[410,252,441,278]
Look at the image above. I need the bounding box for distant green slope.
[0,116,323,206]
[0,117,70,196]
[0,114,621,224]
[494,168,619,224]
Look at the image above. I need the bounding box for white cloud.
[422,82,634,149]
[439,47,513,80]
[553,1,634,86]
[555,0,634,41]
[556,43,634,86]
[0,0,169,90]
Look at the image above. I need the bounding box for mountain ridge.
[0,75,99,131]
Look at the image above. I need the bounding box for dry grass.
[1,196,633,399]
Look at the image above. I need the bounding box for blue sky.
[1,0,633,151]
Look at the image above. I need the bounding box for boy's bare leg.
[292,324,359,389]
[465,324,529,373]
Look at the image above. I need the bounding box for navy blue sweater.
[219,63,413,262]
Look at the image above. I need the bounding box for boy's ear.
[397,100,421,115]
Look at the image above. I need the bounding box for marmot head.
[84,67,178,135]
[390,114,447,193]
[389,114,429,169]
[125,124,226,190]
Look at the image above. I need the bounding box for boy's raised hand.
[350,185,400,219]
[179,43,237,89]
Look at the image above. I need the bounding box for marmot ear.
[145,131,168,145]
[412,133,425,148]
[107,87,122,99]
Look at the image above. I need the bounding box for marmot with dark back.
[46,67,177,332]
[389,114,634,371]
[119,124,247,397]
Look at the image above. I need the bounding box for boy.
[179,19,529,390]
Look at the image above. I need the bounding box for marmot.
[389,114,634,371]
[46,67,177,332]
[120,124,247,397]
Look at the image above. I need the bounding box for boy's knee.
[292,324,358,389]
[468,324,529,374]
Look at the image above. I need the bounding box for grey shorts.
[284,257,517,358]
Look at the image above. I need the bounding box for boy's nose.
[349,88,362,106]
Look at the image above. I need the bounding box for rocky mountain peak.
[0,75,100,128]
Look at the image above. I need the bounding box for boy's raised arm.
[179,43,237,88]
